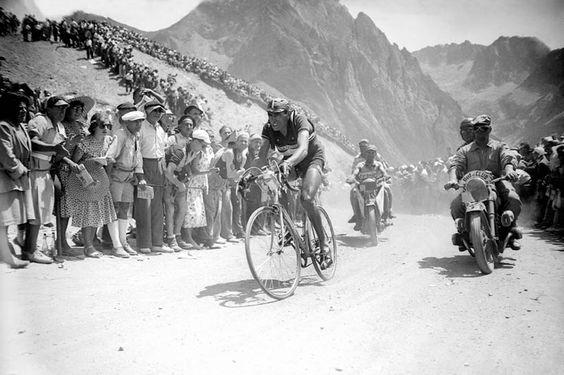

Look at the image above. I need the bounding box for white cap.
[121,110,146,122]
[192,129,210,144]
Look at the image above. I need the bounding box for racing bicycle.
[238,161,337,299]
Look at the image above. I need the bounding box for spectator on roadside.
[135,100,172,253]
[226,130,249,238]
[183,129,216,248]
[184,104,204,128]
[56,94,93,256]
[203,127,224,246]
[24,96,71,264]
[66,112,118,257]
[242,133,263,227]
[105,110,146,256]
[164,116,195,251]
[0,92,34,268]
[114,102,136,133]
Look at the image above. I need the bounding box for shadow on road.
[419,255,486,278]
[197,279,278,308]
[197,275,324,308]
[336,234,387,248]
[419,254,517,277]
[526,228,564,250]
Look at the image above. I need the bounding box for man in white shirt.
[134,100,172,253]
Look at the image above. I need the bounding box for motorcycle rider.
[445,114,522,250]
[348,139,369,228]
[347,145,392,232]
[458,117,475,150]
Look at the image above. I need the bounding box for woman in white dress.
[183,129,216,248]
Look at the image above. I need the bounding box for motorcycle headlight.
[466,177,488,201]
[361,178,377,191]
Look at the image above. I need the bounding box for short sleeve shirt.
[354,161,385,182]
[261,111,324,171]
[28,114,67,170]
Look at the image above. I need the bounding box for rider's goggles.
[473,125,491,132]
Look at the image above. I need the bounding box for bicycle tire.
[245,206,301,299]
[305,206,337,281]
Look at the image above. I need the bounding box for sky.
[33,0,564,51]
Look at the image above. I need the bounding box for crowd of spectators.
[0,68,279,268]
[0,8,19,36]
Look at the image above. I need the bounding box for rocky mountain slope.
[414,37,561,142]
[148,0,462,163]
[0,35,353,183]
[500,48,564,142]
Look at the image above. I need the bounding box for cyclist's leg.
[300,163,326,251]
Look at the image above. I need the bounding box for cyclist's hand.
[444,181,460,191]
[279,161,291,176]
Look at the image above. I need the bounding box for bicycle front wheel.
[306,206,337,281]
[245,206,301,299]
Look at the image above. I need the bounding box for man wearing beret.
[446,114,523,250]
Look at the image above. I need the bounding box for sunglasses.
[473,125,491,132]
[267,112,284,117]
[98,123,112,130]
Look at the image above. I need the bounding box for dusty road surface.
[1,205,563,375]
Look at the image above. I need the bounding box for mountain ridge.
[149,0,462,163]
[414,36,562,142]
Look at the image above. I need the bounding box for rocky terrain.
[415,37,563,143]
[148,0,462,164]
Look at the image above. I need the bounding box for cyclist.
[255,98,331,268]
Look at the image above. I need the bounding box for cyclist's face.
[268,111,288,131]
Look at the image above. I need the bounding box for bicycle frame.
[240,162,309,258]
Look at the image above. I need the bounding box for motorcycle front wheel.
[469,212,495,274]
[366,205,379,245]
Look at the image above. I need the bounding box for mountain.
[464,36,550,91]
[414,37,559,142]
[148,0,462,163]
[0,0,43,19]
[500,48,564,142]
[414,41,485,68]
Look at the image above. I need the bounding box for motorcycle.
[349,175,390,245]
[445,170,514,274]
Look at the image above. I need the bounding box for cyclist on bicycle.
[255,98,331,268]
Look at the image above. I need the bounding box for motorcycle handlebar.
[444,175,508,191]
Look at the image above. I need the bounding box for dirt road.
[1,205,563,375]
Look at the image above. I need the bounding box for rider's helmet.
[366,144,377,154]
[472,114,491,126]
[266,98,289,114]
[471,114,492,134]
[459,117,473,129]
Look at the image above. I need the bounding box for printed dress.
[183,148,212,228]
[67,135,117,228]
[58,121,87,217]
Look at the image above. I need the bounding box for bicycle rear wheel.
[305,206,337,281]
[245,206,301,299]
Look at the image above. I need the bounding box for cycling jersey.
[261,111,325,177]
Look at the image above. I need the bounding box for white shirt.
[139,120,167,159]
